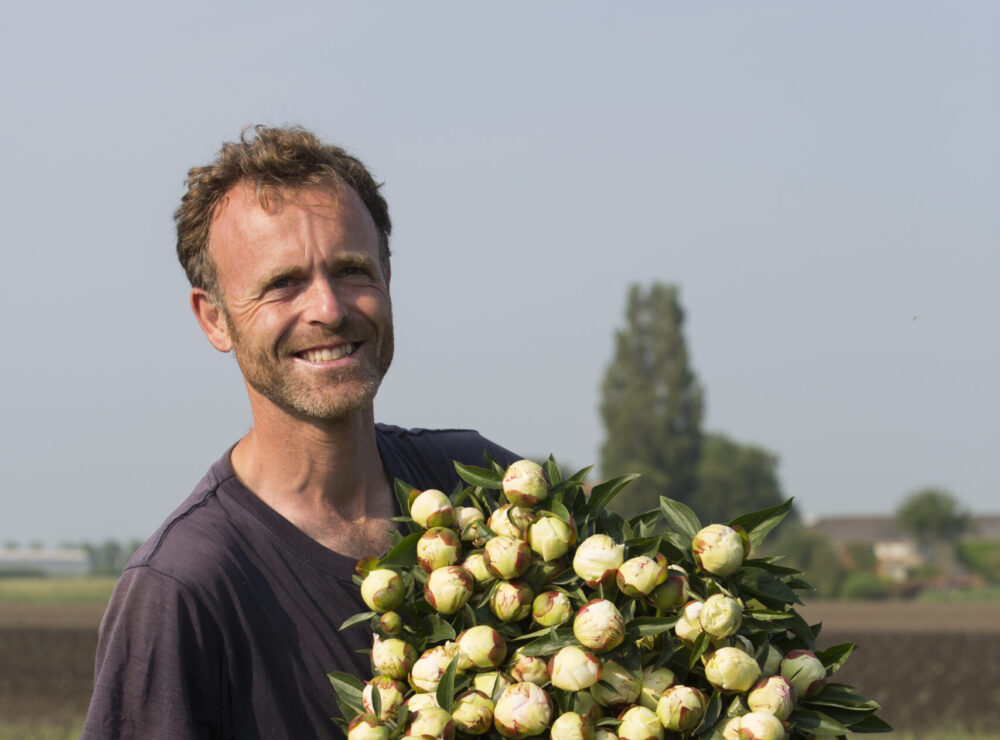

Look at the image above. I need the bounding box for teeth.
[302,343,356,362]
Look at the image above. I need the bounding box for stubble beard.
[224,311,395,422]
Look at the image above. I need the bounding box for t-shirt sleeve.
[82,566,224,739]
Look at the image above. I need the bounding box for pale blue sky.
[2,2,997,544]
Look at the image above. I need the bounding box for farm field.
[0,595,998,737]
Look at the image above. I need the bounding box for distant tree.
[896,488,968,544]
[691,433,798,525]
[600,284,704,519]
[764,525,845,598]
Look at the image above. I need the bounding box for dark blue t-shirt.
[82,425,518,739]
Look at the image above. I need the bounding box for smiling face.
[193,182,393,423]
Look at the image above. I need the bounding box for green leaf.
[626,616,678,637]
[378,531,422,568]
[424,614,457,643]
[518,627,579,657]
[789,709,852,736]
[587,473,642,515]
[369,677,381,718]
[327,671,365,721]
[338,611,377,631]
[543,455,563,486]
[806,683,880,711]
[817,643,855,674]
[847,714,893,733]
[454,462,504,489]
[546,499,573,526]
[659,497,702,540]
[697,691,723,733]
[688,631,711,668]
[736,567,803,607]
[436,657,459,712]
[393,478,419,530]
[743,609,794,622]
[729,498,794,550]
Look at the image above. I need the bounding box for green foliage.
[600,283,704,519]
[0,576,118,606]
[957,541,1000,583]
[896,488,968,543]
[837,571,888,600]
[692,433,798,528]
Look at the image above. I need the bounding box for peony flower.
[590,660,640,708]
[409,642,460,693]
[404,692,439,715]
[738,711,787,740]
[616,554,668,597]
[747,675,795,720]
[451,690,495,735]
[618,705,664,740]
[347,714,389,740]
[416,527,462,573]
[510,654,550,685]
[573,534,625,586]
[490,579,534,622]
[550,711,595,740]
[377,611,401,635]
[455,506,487,541]
[484,535,533,580]
[692,524,747,576]
[502,459,549,507]
[638,665,677,711]
[527,515,577,561]
[549,645,603,691]
[699,593,743,638]
[489,504,534,539]
[409,489,455,529]
[362,676,406,720]
[456,625,507,670]
[704,647,762,693]
[647,572,687,611]
[371,635,417,680]
[424,565,474,615]
[532,590,572,627]
[674,600,704,643]
[360,569,406,613]
[779,650,826,698]
[655,685,707,732]
[493,682,554,738]
[472,671,513,702]
[461,551,497,587]
[573,599,626,653]
[717,716,742,740]
[408,705,455,740]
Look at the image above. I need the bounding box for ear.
[191,288,234,353]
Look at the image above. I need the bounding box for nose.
[301,276,346,327]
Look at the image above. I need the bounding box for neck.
[230,396,394,555]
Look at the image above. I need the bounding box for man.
[82,126,517,738]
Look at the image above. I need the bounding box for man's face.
[204,183,393,422]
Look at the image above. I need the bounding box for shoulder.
[375,424,521,491]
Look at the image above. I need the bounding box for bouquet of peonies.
[330,456,890,739]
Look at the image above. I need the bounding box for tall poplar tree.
[600,283,704,519]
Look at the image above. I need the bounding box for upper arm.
[82,567,223,739]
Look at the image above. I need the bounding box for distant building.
[0,547,89,577]
[806,514,1000,583]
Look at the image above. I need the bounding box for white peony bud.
[638,665,677,711]
[704,647,762,693]
[455,506,487,541]
[527,515,577,561]
[590,660,640,708]
[484,535,533,580]
[456,625,507,670]
[416,527,462,572]
[360,569,406,613]
[409,489,455,529]
[424,565,474,615]
[616,554,668,598]
[347,714,389,740]
[461,551,497,587]
[409,642,460,693]
[549,645,603,691]
[550,711,595,740]
[371,635,417,680]
[617,704,664,740]
[573,534,625,587]
[451,690,495,735]
[573,599,626,653]
[493,682,554,738]
[490,579,534,622]
[692,524,747,576]
[408,705,455,740]
[362,676,406,720]
[779,650,827,698]
[674,600,704,643]
[489,504,534,539]
[655,685,707,732]
[699,593,743,638]
[502,459,550,507]
[510,654,550,685]
[738,711,787,740]
[748,675,795,720]
[472,671,513,702]
[532,590,572,627]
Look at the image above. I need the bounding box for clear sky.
[2,2,997,544]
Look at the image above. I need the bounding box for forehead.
[208,182,379,269]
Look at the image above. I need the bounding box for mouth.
[297,342,359,363]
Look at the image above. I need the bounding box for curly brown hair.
[175,125,391,297]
